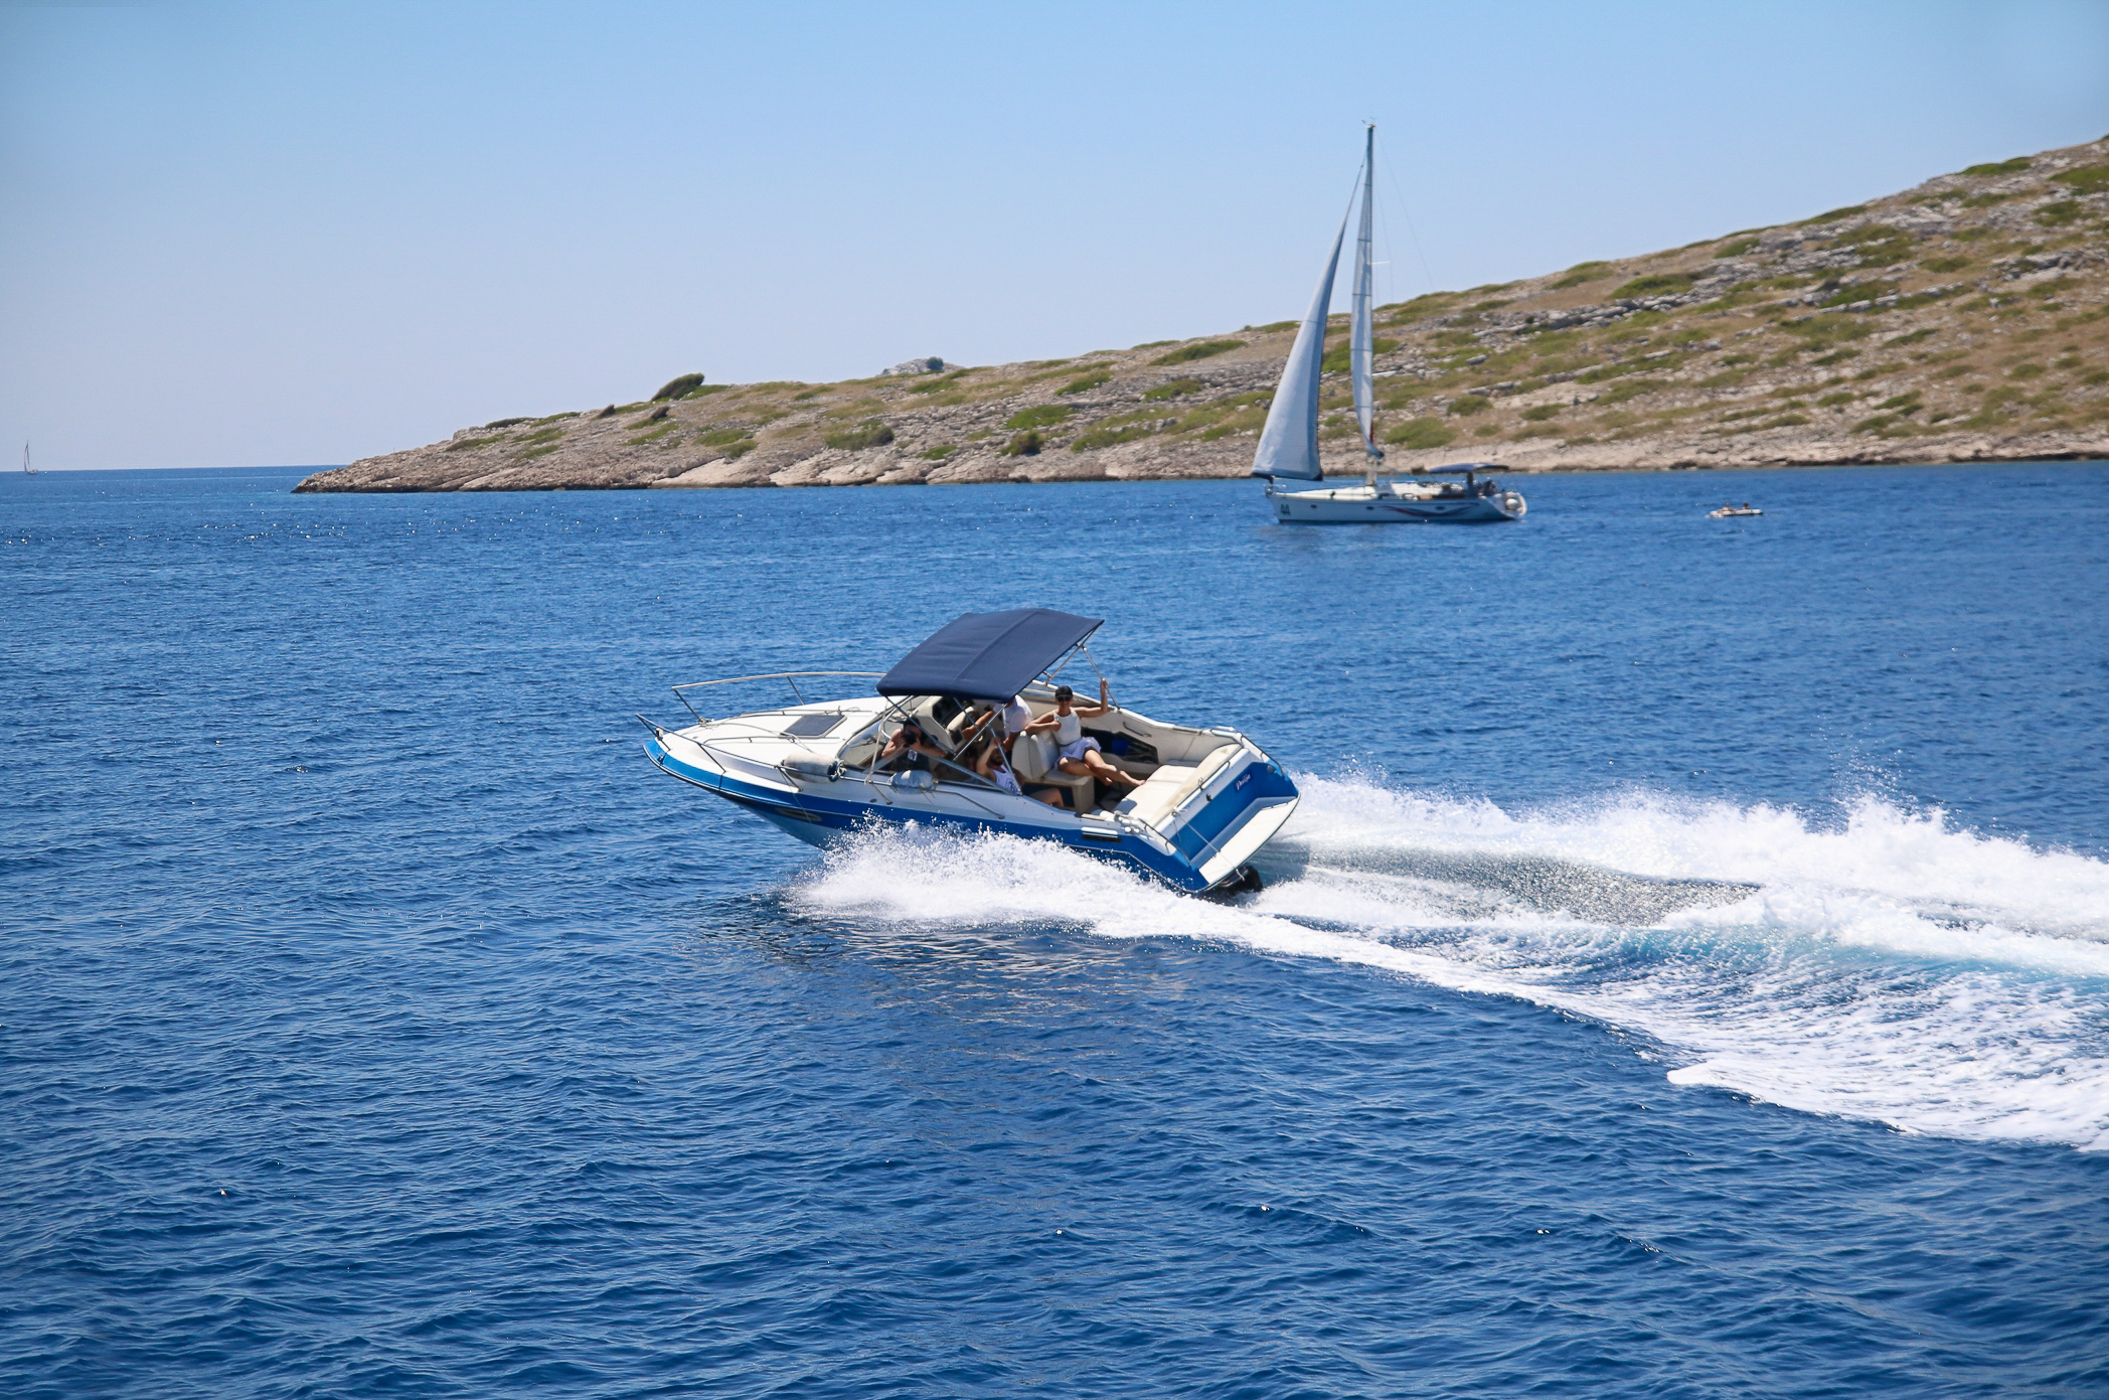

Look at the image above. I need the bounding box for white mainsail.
[1350,125,1381,464]
[1249,207,1350,482]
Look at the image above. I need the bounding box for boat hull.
[1272,483,1525,524]
[645,728,1295,896]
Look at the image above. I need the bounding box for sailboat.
[21,444,32,475]
[1253,126,1526,524]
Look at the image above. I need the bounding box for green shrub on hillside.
[1804,205,1868,225]
[2051,162,2109,195]
[1383,417,1455,450]
[445,434,506,452]
[1321,336,1399,373]
[1596,378,1669,406]
[920,445,956,460]
[1071,422,1160,452]
[824,420,895,450]
[1520,404,1561,421]
[652,374,705,401]
[1245,320,1298,333]
[484,417,531,429]
[1149,339,1243,365]
[1924,255,1974,273]
[698,427,752,448]
[1378,292,1457,321]
[2036,201,2088,227]
[1612,271,1696,299]
[1144,378,1203,400]
[1004,404,1074,431]
[1057,370,1111,395]
[1446,394,1491,417]
[1715,237,1761,258]
[1963,157,2032,177]
[1002,430,1043,456]
[1831,224,1916,266]
[1551,261,1613,290]
[1819,280,1900,307]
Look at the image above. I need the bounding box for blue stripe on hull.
[1172,761,1298,861]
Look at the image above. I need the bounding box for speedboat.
[1707,503,1763,518]
[640,609,1298,896]
[1271,464,1527,523]
[1251,125,1526,525]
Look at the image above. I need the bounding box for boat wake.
[787,776,2109,1152]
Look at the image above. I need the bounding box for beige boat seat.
[1010,731,1097,809]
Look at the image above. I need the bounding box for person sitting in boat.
[1000,694,1034,752]
[955,695,1038,756]
[879,719,946,774]
[967,732,1068,809]
[1025,681,1144,795]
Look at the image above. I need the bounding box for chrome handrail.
[672,670,884,691]
[670,671,883,722]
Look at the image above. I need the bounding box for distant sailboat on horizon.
[22,443,33,475]
[1253,125,1526,524]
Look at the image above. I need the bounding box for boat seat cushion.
[1110,763,1197,826]
[1012,733,1095,804]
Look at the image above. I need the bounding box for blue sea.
[5,462,2108,1399]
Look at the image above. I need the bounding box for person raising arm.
[1025,682,1143,794]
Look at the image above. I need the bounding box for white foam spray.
[788,779,2109,1152]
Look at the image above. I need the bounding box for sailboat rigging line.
[1377,141,1436,294]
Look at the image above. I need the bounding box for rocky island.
[296,137,2109,495]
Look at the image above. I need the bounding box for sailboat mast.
[1350,123,1382,471]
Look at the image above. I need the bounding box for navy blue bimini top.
[877,609,1102,702]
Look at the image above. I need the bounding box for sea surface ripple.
[3,463,2107,1398]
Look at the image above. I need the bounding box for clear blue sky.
[4,0,2105,469]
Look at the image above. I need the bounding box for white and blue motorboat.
[641,609,1298,896]
[1254,125,1526,525]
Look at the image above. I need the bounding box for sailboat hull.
[1271,483,1526,524]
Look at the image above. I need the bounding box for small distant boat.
[1708,503,1763,518]
[1254,125,1525,525]
[21,443,32,475]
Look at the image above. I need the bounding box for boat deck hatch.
[784,713,845,737]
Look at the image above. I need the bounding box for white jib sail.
[1250,207,1350,481]
[1350,125,1381,462]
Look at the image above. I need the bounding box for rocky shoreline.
[295,137,2109,495]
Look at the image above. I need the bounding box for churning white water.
[792,775,2109,1151]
